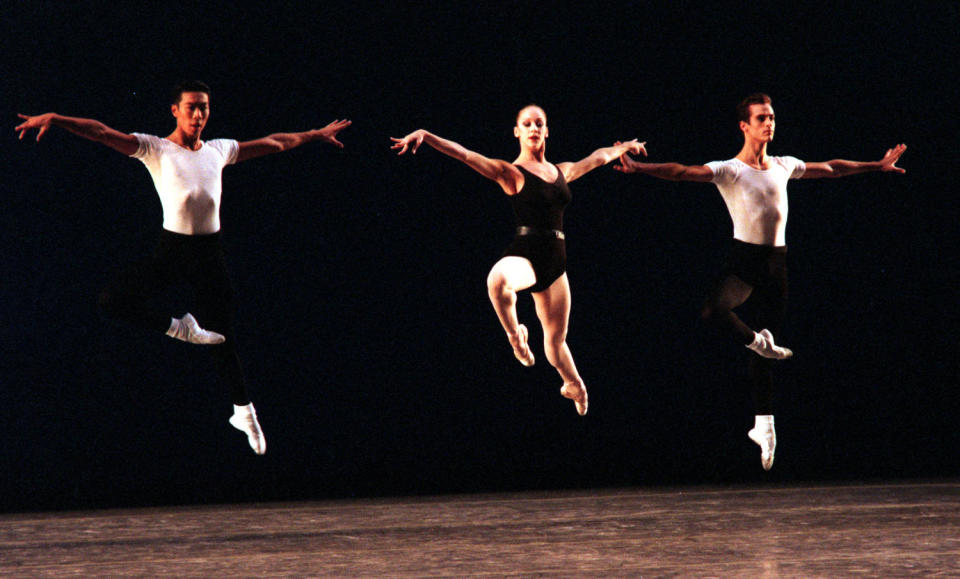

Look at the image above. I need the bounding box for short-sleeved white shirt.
[705,156,805,246]
[130,133,239,235]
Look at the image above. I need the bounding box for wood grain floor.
[2,481,958,577]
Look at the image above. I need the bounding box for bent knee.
[488,257,536,293]
[486,271,510,298]
[487,269,531,296]
[700,305,713,321]
[486,269,504,290]
[700,304,728,323]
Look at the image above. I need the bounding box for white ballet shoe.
[166,313,226,345]
[748,417,776,471]
[560,381,588,416]
[746,329,793,360]
[509,324,535,367]
[229,403,266,455]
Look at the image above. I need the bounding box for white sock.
[754,414,774,430]
[166,317,184,338]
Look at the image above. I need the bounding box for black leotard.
[501,165,572,293]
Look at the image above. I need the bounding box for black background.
[2,1,957,513]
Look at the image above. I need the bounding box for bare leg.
[487,257,537,365]
[531,274,587,415]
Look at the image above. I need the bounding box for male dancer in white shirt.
[16,81,351,455]
[615,93,906,470]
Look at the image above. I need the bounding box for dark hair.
[736,93,771,123]
[515,104,546,124]
[170,80,211,105]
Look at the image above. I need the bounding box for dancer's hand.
[390,130,426,155]
[878,143,907,173]
[615,139,647,158]
[614,143,648,173]
[315,119,351,148]
[15,113,56,142]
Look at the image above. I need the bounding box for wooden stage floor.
[2,481,958,577]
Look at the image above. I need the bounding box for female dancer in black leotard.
[392,105,645,415]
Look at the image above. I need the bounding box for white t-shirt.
[706,156,805,247]
[130,133,239,235]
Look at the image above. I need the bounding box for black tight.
[98,229,249,405]
[700,240,788,414]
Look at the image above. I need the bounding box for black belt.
[516,226,565,240]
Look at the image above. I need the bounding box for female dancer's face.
[514,106,548,150]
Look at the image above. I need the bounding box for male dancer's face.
[171,91,210,140]
[740,103,776,144]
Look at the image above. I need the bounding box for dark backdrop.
[2,1,957,513]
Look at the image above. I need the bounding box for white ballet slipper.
[229,403,266,455]
[746,329,792,360]
[748,415,776,471]
[166,313,225,345]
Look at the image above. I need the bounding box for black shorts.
[721,239,787,288]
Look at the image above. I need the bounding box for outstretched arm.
[556,139,647,183]
[236,119,352,162]
[390,129,521,194]
[801,143,907,179]
[16,113,139,155]
[613,147,714,182]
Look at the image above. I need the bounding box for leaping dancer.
[615,93,906,469]
[17,80,351,454]
[392,105,646,416]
